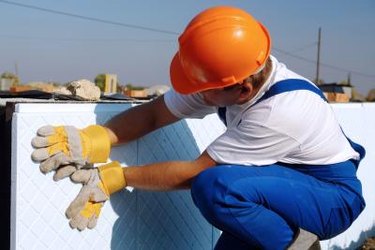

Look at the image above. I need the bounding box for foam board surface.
[11,103,224,250]
[320,103,375,249]
[10,102,375,249]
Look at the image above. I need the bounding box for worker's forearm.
[104,95,180,145]
[123,160,213,191]
[105,103,157,145]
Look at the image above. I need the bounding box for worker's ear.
[237,82,253,103]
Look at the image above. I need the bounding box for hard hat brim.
[170,52,237,95]
[170,53,197,95]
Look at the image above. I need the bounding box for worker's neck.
[251,58,272,92]
[241,58,273,104]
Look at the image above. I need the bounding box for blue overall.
[190,79,366,250]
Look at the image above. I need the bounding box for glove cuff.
[82,125,111,163]
[98,161,126,195]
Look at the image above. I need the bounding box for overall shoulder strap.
[253,78,365,167]
[217,78,365,166]
[218,79,325,126]
[253,79,327,106]
[218,106,227,126]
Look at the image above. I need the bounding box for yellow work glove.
[31,125,111,181]
[69,201,103,230]
[65,161,126,231]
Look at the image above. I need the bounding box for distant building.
[104,74,117,94]
[319,83,352,103]
[9,85,33,92]
[0,78,13,91]
[124,89,147,98]
[121,84,170,99]
[27,81,57,93]
[0,72,19,91]
[145,85,171,96]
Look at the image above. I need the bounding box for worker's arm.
[32,94,178,180]
[66,150,217,230]
[105,94,181,145]
[124,150,217,190]
[104,94,218,189]
[105,94,217,189]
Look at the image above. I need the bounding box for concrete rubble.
[56,79,101,101]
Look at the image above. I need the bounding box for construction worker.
[32,6,365,250]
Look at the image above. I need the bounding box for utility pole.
[347,72,351,86]
[315,27,321,85]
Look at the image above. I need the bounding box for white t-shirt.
[164,56,359,166]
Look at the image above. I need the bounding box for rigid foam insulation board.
[320,103,375,250]
[10,102,375,250]
[11,103,224,250]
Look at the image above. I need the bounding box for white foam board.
[319,103,375,249]
[11,103,224,250]
[10,102,375,249]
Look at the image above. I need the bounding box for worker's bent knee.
[191,168,217,212]
[191,166,234,223]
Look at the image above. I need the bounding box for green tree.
[94,74,106,92]
[367,89,375,102]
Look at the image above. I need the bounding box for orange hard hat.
[170,6,271,94]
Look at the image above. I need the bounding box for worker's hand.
[65,161,126,231]
[31,125,111,181]
[68,200,103,230]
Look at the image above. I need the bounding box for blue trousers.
[191,161,365,250]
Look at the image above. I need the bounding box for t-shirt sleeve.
[206,119,300,166]
[164,89,216,119]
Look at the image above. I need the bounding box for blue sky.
[1,0,374,95]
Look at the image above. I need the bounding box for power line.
[1,0,375,80]
[0,0,179,35]
[273,48,316,64]
[0,35,174,43]
[289,42,317,53]
[273,48,375,79]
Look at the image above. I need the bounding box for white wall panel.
[320,103,375,249]
[11,103,224,250]
[10,102,375,249]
